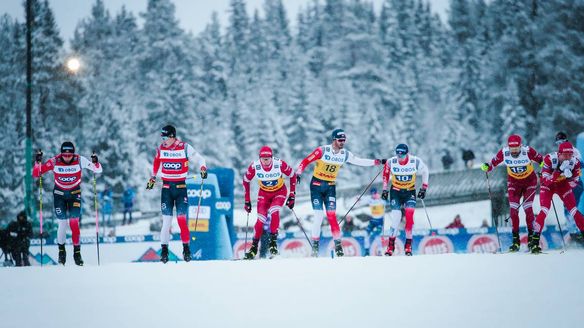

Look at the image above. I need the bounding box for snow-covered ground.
[1,251,582,328]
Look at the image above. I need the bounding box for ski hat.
[259,146,273,158]
[370,187,378,195]
[395,143,409,156]
[558,141,574,155]
[60,141,75,154]
[555,131,568,145]
[331,129,346,140]
[161,125,176,139]
[17,210,26,221]
[507,134,522,148]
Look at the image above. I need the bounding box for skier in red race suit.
[531,141,584,253]
[33,141,102,266]
[146,125,207,263]
[481,134,543,251]
[242,146,296,259]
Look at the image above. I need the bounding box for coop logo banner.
[187,188,213,199]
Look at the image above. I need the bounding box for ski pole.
[193,178,204,237]
[420,198,434,231]
[339,166,384,225]
[243,212,250,259]
[290,208,312,245]
[550,198,567,253]
[504,187,538,223]
[485,172,502,253]
[39,175,43,267]
[93,172,100,266]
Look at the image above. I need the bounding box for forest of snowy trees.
[0,0,583,220]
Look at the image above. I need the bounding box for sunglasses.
[335,139,346,143]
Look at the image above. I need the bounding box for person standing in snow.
[33,141,102,266]
[295,129,384,257]
[481,134,543,251]
[381,143,429,256]
[146,125,207,263]
[242,146,296,259]
[531,142,584,253]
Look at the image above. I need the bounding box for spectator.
[446,214,465,229]
[462,149,475,168]
[7,211,33,266]
[480,219,489,228]
[441,150,454,170]
[122,186,135,225]
[342,215,362,234]
[99,187,113,227]
[0,227,14,266]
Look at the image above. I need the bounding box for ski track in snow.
[1,250,583,328]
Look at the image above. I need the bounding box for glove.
[296,173,301,184]
[417,188,427,200]
[286,193,295,209]
[539,161,544,168]
[480,163,491,172]
[564,169,573,179]
[381,190,389,201]
[560,160,570,171]
[375,158,388,165]
[35,150,43,163]
[201,167,208,179]
[91,153,98,164]
[146,177,156,190]
[244,201,252,213]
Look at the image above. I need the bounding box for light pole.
[25,0,33,219]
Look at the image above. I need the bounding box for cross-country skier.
[481,134,543,251]
[33,141,102,266]
[356,187,386,256]
[531,142,584,253]
[381,143,429,256]
[555,132,584,242]
[295,129,384,257]
[242,146,296,259]
[146,125,207,263]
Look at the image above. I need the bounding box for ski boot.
[244,239,259,260]
[73,245,84,266]
[311,240,319,257]
[160,244,169,263]
[508,232,520,252]
[530,234,542,254]
[58,244,66,265]
[527,230,534,246]
[183,243,192,262]
[268,233,279,257]
[384,237,396,256]
[404,239,413,256]
[334,239,344,257]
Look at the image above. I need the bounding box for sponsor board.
[326,238,361,257]
[280,239,311,258]
[188,206,211,220]
[467,234,499,253]
[370,237,405,256]
[419,236,454,255]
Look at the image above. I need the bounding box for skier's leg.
[508,184,521,233]
[175,183,190,244]
[523,181,537,233]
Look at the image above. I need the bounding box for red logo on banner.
[520,234,548,250]
[370,237,404,256]
[281,239,311,258]
[419,236,454,254]
[467,235,499,253]
[327,238,362,257]
[233,240,253,259]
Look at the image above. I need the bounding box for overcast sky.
[1,0,450,46]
